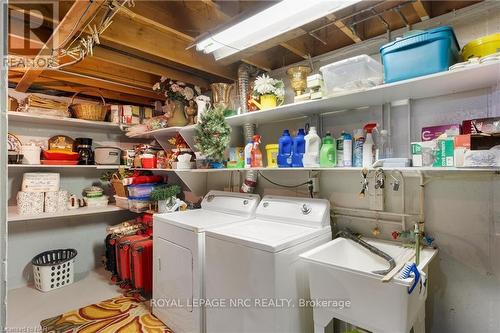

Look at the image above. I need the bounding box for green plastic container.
[320,132,336,167]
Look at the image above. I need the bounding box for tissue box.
[17,191,44,215]
[421,124,461,141]
[433,138,455,167]
[462,117,500,135]
[411,141,436,167]
[464,149,500,167]
[22,173,60,192]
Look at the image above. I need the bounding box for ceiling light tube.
[196,0,362,60]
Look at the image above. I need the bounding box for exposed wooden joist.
[326,14,362,43]
[8,26,210,90]
[412,0,430,21]
[100,14,238,80]
[15,0,106,92]
[114,2,274,72]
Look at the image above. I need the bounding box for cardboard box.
[462,117,500,135]
[421,124,461,141]
[433,138,454,167]
[454,134,471,167]
[411,141,436,167]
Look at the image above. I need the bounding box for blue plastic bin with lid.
[380,26,460,83]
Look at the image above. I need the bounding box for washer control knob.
[207,195,215,202]
[243,200,249,205]
[301,204,311,215]
[263,202,269,208]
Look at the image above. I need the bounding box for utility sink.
[300,237,438,333]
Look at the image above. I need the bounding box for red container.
[116,235,149,288]
[130,238,153,296]
[141,156,157,169]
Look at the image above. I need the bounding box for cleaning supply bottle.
[376,129,393,160]
[336,133,344,167]
[353,129,365,167]
[292,128,306,167]
[277,129,293,168]
[362,123,377,168]
[342,132,353,167]
[250,135,263,168]
[244,140,253,168]
[303,127,321,167]
[320,132,336,167]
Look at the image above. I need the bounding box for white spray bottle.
[362,123,377,168]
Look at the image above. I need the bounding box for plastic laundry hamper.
[32,249,77,292]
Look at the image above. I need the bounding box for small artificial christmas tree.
[195,104,231,167]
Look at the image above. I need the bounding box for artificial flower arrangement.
[152,77,201,102]
[250,74,285,110]
[153,77,202,127]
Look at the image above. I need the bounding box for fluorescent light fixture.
[196,0,362,60]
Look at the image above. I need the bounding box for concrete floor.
[6,268,122,330]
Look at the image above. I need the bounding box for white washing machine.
[204,195,332,333]
[153,190,260,333]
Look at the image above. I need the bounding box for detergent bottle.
[251,135,263,168]
[292,128,306,167]
[353,129,365,167]
[320,132,336,167]
[244,140,253,168]
[342,132,353,167]
[303,127,321,167]
[362,123,377,168]
[278,129,293,168]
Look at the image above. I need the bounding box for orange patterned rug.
[40,295,173,333]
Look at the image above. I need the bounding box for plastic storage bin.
[128,196,153,213]
[128,183,158,198]
[462,33,500,60]
[380,26,460,83]
[319,55,383,96]
[32,249,77,292]
[114,195,129,209]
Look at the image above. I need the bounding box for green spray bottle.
[320,132,336,167]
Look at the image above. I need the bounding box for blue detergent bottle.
[292,128,306,167]
[278,129,293,168]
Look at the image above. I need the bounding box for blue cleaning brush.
[399,262,420,294]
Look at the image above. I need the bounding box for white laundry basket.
[31,249,77,292]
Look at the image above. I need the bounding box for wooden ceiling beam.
[412,1,430,21]
[15,0,106,92]
[99,15,238,80]
[326,14,362,43]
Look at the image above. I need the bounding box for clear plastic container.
[84,195,109,208]
[127,183,159,198]
[128,196,152,213]
[114,195,129,209]
[319,55,383,96]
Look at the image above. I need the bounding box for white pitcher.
[195,95,210,124]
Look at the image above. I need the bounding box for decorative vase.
[165,99,188,127]
[195,96,210,124]
[287,66,311,96]
[210,83,233,109]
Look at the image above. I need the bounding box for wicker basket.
[70,90,108,121]
[111,174,128,197]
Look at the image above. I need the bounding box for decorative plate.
[8,133,22,152]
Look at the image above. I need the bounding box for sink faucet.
[336,229,396,276]
[392,223,424,266]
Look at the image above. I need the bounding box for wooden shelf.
[8,164,127,170]
[8,112,124,131]
[225,62,500,126]
[8,205,129,222]
[132,167,500,173]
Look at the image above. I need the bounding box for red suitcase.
[130,238,153,296]
[116,234,150,289]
